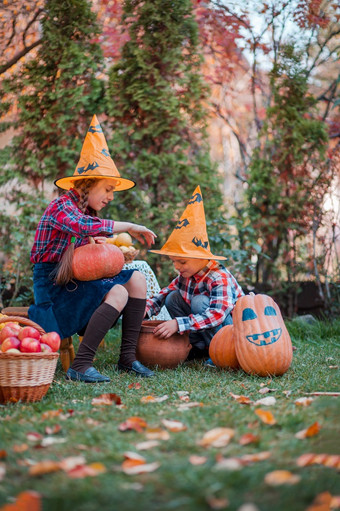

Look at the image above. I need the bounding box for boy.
[145,186,244,366]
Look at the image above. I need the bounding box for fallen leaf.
[229,393,253,405]
[67,462,106,478]
[141,395,169,403]
[13,444,28,453]
[177,402,204,411]
[135,440,160,450]
[306,491,333,511]
[264,470,301,486]
[254,397,276,406]
[294,397,314,407]
[85,418,102,426]
[40,437,66,447]
[59,456,86,472]
[239,433,260,446]
[259,387,277,394]
[296,453,340,469]
[329,365,338,369]
[295,422,321,439]
[189,455,208,465]
[0,451,6,459]
[28,460,61,476]
[254,409,276,425]
[145,428,170,440]
[122,452,146,470]
[0,491,41,510]
[282,390,292,397]
[206,496,229,509]
[214,457,243,470]
[128,382,141,389]
[122,462,160,475]
[241,451,271,464]
[26,432,43,443]
[118,417,148,432]
[161,419,187,432]
[91,393,121,406]
[199,428,235,448]
[45,424,62,435]
[41,409,63,420]
[0,464,5,482]
[177,391,190,402]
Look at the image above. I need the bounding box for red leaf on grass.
[119,416,148,432]
[91,393,121,406]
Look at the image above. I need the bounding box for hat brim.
[54,175,136,192]
[149,249,227,261]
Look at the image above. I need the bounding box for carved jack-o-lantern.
[233,294,293,376]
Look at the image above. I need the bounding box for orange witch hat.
[54,115,135,191]
[149,186,226,260]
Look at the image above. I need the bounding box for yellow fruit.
[115,232,133,247]
[106,235,118,244]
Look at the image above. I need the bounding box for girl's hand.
[93,236,108,244]
[153,319,179,339]
[128,225,157,247]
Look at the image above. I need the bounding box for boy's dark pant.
[164,290,232,350]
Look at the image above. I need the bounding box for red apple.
[40,332,61,352]
[1,336,21,352]
[40,343,53,353]
[0,324,21,344]
[18,326,41,342]
[20,337,42,353]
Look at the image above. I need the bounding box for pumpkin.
[72,243,125,281]
[209,324,240,369]
[233,293,293,376]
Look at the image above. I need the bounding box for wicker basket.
[0,316,59,404]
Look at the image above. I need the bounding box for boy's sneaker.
[203,358,216,368]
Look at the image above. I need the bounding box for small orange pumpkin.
[209,324,239,369]
[233,293,293,376]
[72,243,125,281]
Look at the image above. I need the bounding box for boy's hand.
[153,319,179,339]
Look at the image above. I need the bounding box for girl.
[28,115,156,382]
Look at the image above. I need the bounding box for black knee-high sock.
[118,297,146,367]
[71,303,120,373]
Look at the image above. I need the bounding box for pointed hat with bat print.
[149,186,226,260]
[54,115,135,191]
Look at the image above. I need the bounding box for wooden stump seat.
[1,307,75,372]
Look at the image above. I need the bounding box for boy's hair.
[55,179,97,286]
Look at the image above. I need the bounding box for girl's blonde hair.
[55,179,97,286]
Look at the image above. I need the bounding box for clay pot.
[136,320,191,369]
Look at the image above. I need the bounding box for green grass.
[0,319,339,511]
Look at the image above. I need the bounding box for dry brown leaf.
[306,491,333,511]
[122,462,160,475]
[59,456,86,472]
[135,440,160,450]
[294,397,314,407]
[0,451,7,459]
[264,470,301,486]
[13,444,28,453]
[41,409,63,420]
[229,393,253,405]
[254,409,276,425]
[177,402,203,411]
[141,395,168,403]
[259,387,277,394]
[254,397,276,406]
[199,428,235,448]
[91,393,121,406]
[296,453,340,469]
[145,428,170,440]
[128,382,141,389]
[215,457,243,470]
[45,424,62,435]
[0,490,41,511]
[122,452,146,470]
[85,418,102,426]
[161,419,187,432]
[28,460,61,476]
[241,451,271,464]
[177,391,190,402]
[67,462,106,479]
[295,422,321,439]
[26,432,43,443]
[189,455,208,465]
[239,433,260,446]
[118,417,148,432]
[206,496,229,509]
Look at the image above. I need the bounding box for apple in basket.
[20,337,42,353]
[40,332,61,352]
[0,323,21,344]
[18,326,41,341]
[1,336,21,352]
